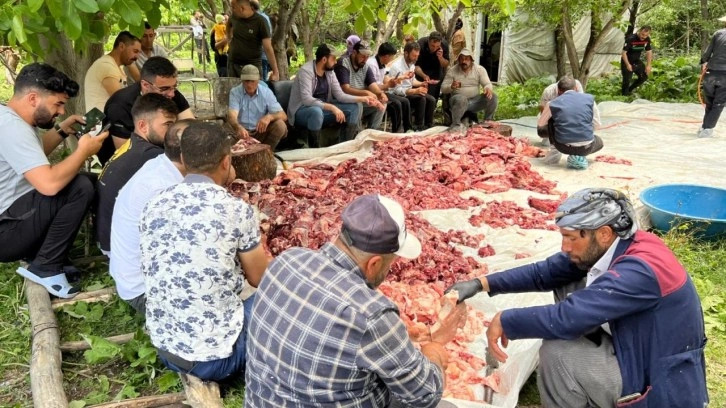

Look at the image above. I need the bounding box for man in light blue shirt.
[228,65,288,150]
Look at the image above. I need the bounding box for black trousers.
[0,175,94,277]
[406,93,436,129]
[386,94,412,132]
[702,70,726,129]
[621,60,648,95]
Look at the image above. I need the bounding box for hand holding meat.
[445,278,483,303]
[431,301,468,344]
[486,311,509,363]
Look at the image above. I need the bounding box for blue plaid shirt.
[245,243,444,408]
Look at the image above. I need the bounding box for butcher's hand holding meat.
[430,301,468,344]
[445,277,487,303]
[486,311,509,363]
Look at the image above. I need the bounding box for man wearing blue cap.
[447,188,708,407]
[245,194,467,407]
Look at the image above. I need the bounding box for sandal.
[16,267,80,299]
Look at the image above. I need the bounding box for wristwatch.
[54,122,69,139]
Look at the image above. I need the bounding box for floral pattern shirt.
[139,174,260,362]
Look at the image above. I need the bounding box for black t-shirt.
[415,36,450,79]
[95,133,164,251]
[313,74,329,102]
[227,13,270,65]
[622,34,652,63]
[99,82,189,165]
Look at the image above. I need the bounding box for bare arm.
[24,132,108,196]
[262,38,279,80]
[414,66,428,81]
[238,244,270,287]
[340,83,375,98]
[101,76,123,97]
[127,64,141,82]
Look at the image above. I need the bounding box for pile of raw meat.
[228,126,558,401]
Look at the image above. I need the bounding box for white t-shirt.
[84,54,127,111]
[587,237,621,335]
[388,56,416,97]
[0,105,48,214]
[109,155,183,300]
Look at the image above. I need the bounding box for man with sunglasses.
[100,57,195,165]
[446,188,708,407]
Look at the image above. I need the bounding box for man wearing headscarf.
[344,34,361,58]
[450,19,466,60]
[447,188,708,407]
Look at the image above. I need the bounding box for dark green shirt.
[228,13,270,66]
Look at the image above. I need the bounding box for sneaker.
[698,128,714,138]
[542,148,562,165]
[567,155,589,170]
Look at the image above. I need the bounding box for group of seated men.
[0,57,708,407]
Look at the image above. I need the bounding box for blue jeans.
[261,59,271,80]
[295,103,361,142]
[160,294,255,382]
[702,70,726,129]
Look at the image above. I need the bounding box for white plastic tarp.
[498,12,625,84]
[273,100,726,407]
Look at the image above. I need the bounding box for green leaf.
[81,334,122,364]
[114,384,139,401]
[69,401,86,408]
[27,0,44,13]
[85,282,106,292]
[146,6,162,28]
[157,370,180,392]
[351,0,362,10]
[46,0,64,19]
[500,0,515,15]
[377,8,387,22]
[459,0,472,8]
[115,0,143,24]
[354,14,366,35]
[97,0,116,12]
[86,304,105,322]
[361,6,375,23]
[73,0,99,13]
[344,2,358,14]
[62,12,83,40]
[12,14,27,44]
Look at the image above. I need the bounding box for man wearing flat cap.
[447,188,708,407]
[697,16,726,138]
[228,64,288,150]
[441,48,498,131]
[245,194,467,407]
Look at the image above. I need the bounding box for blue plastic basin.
[639,184,726,239]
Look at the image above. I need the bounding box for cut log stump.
[179,373,224,408]
[492,123,512,137]
[231,143,277,182]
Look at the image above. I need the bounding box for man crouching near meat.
[244,194,468,407]
[447,188,708,408]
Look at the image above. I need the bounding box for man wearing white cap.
[245,194,467,408]
[698,16,726,138]
[441,48,498,131]
[447,188,708,408]
[228,64,288,150]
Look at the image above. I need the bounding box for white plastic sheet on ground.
[272,100,726,407]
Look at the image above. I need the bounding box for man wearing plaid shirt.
[245,194,467,407]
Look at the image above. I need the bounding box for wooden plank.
[60,332,135,352]
[51,287,116,309]
[179,373,223,408]
[85,393,186,407]
[26,279,68,408]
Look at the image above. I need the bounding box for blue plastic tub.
[639,184,726,239]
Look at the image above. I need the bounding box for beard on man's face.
[572,238,607,270]
[34,105,56,130]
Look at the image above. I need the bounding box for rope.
[698,69,705,106]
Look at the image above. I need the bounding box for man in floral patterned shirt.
[139,121,269,382]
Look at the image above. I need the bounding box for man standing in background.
[698,16,726,138]
[226,0,279,80]
[251,0,273,80]
[191,11,211,64]
[621,26,653,96]
[415,31,449,103]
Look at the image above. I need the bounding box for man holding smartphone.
[0,63,109,298]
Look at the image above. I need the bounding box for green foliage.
[494,76,551,119]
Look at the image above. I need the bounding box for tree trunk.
[554,26,566,79]
[298,0,313,61]
[432,12,445,35]
[626,0,639,37]
[41,33,104,115]
[578,0,632,87]
[272,0,307,79]
[396,16,406,43]
[374,0,405,45]
[445,3,466,42]
[701,0,710,53]
[560,6,581,80]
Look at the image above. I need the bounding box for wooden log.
[179,373,223,408]
[51,287,116,309]
[25,279,68,408]
[85,393,186,407]
[60,332,135,352]
[231,143,277,182]
[492,123,512,137]
[211,77,242,118]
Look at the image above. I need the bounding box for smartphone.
[71,108,106,135]
[92,122,112,137]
